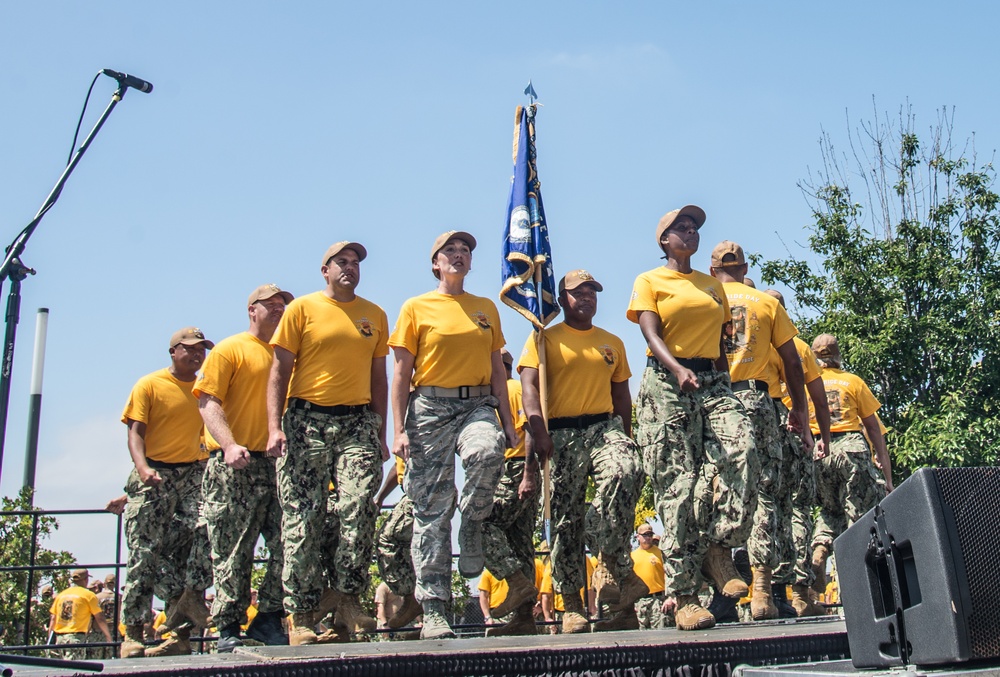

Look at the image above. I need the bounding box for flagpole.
[534,264,552,533]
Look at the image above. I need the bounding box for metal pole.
[22,308,48,495]
[22,512,40,648]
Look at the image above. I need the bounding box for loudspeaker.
[835,466,1000,668]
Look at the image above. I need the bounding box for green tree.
[0,489,78,650]
[755,104,1000,476]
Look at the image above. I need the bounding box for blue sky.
[1,2,998,569]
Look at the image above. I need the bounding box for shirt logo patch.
[355,317,375,337]
[600,344,615,366]
[704,288,723,306]
[471,310,491,330]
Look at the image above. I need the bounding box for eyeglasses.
[638,532,653,538]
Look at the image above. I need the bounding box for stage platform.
[4,616,850,677]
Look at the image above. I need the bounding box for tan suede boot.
[288,611,318,646]
[811,544,830,594]
[675,594,715,631]
[702,544,750,598]
[593,605,640,632]
[161,588,211,631]
[120,623,146,658]
[144,627,191,657]
[560,595,590,634]
[750,566,778,620]
[610,570,650,613]
[791,584,827,617]
[333,592,377,634]
[486,601,537,636]
[387,593,421,629]
[316,587,338,621]
[490,570,539,618]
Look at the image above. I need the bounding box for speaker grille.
[936,466,1000,658]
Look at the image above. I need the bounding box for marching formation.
[94,212,892,657]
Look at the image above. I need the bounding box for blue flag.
[500,105,559,329]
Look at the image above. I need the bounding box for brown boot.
[811,545,830,594]
[486,602,537,636]
[791,584,827,617]
[750,566,778,620]
[144,627,191,657]
[490,570,539,618]
[702,544,750,598]
[333,592,377,634]
[161,588,211,630]
[120,623,146,658]
[593,606,640,632]
[316,587,338,620]
[387,593,421,629]
[316,622,350,644]
[560,596,590,634]
[610,571,650,613]
[288,611,318,646]
[675,594,715,631]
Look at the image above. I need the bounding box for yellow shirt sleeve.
[122,369,205,463]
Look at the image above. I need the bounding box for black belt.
[146,458,201,469]
[288,398,367,417]
[830,431,859,439]
[647,355,715,373]
[209,449,267,458]
[641,591,665,600]
[731,379,770,393]
[548,413,611,430]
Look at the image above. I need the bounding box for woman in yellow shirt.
[389,230,518,640]
[627,205,758,631]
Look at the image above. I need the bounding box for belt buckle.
[459,385,470,399]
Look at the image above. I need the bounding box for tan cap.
[88,579,102,590]
[40,584,53,596]
[636,523,654,535]
[248,283,294,307]
[169,327,214,350]
[322,241,367,266]
[558,269,604,293]
[710,240,746,268]
[743,277,756,289]
[430,231,477,261]
[764,289,785,307]
[71,568,89,582]
[500,348,514,368]
[655,205,707,244]
[104,574,117,586]
[812,333,841,358]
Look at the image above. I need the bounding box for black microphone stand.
[0,82,129,486]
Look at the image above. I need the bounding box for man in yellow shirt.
[709,242,810,620]
[267,242,389,645]
[120,327,214,658]
[196,284,294,652]
[521,269,644,634]
[809,334,893,592]
[630,524,666,630]
[49,569,111,660]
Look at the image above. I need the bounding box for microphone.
[101,69,153,93]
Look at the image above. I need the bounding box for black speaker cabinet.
[835,466,1000,668]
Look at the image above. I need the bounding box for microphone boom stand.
[0,83,128,486]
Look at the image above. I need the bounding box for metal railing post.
[22,511,40,648]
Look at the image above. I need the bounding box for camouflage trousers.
[203,452,284,630]
[482,457,539,581]
[635,366,757,596]
[277,406,383,613]
[403,394,504,603]
[122,461,212,625]
[812,432,886,549]
[54,632,88,660]
[550,417,642,598]
[376,494,415,596]
[736,388,781,569]
[772,401,817,586]
[635,595,665,630]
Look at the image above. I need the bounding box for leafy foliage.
[754,104,1000,475]
[0,489,78,649]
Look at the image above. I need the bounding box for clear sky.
[1,2,997,569]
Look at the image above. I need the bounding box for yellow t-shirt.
[241,605,258,632]
[478,569,508,610]
[121,368,206,464]
[542,554,595,612]
[627,267,730,360]
[394,454,406,484]
[271,291,389,407]
[518,323,630,419]
[630,546,665,595]
[389,291,505,388]
[777,337,823,404]
[506,378,527,459]
[722,282,797,383]
[50,586,102,634]
[810,367,881,435]
[193,332,274,452]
